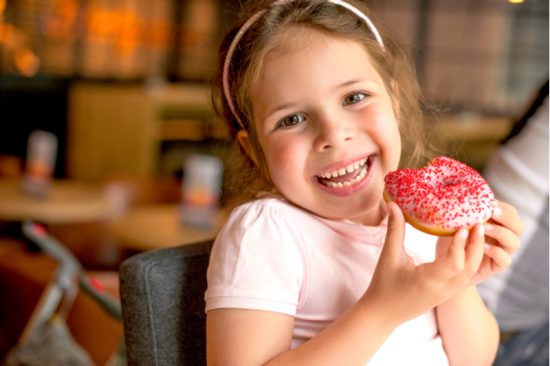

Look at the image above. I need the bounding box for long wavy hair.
[212,0,429,203]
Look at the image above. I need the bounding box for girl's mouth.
[316,155,373,188]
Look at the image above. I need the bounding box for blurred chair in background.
[477,79,549,366]
[0,238,123,365]
[0,174,181,364]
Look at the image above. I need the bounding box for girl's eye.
[278,114,305,128]
[343,92,367,106]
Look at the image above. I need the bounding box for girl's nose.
[313,116,355,151]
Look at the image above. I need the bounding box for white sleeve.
[205,201,305,316]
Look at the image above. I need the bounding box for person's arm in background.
[475,79,549,365]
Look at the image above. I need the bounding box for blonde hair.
[212,0,428,202]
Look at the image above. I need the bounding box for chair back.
[119,240,213,366]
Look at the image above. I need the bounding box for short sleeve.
[205,200,306,316]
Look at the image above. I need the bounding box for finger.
[435,236,452,258]
[484,223,520,255]
[483,245,512,271]
[420,230,468,282]
[491,201,525,236]
[443,228,468,272]
[380,201,407,265]
[464,224,485,273]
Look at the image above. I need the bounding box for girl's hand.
[475,200,523,284]
[437,200,523,286]
[363,202,486,325]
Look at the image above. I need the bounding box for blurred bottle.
[181,154,223,229]
[22,130,58,198]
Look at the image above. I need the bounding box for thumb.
[380,201,407,264]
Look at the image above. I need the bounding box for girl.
[205,0,523,365]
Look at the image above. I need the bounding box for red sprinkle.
[384,156,495,235]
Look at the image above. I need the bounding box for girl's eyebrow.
[264,101,298,120]
[336,79,362,89]
[334,78,378,91]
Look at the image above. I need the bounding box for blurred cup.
[181,154,223,230]
[22,130,58,198]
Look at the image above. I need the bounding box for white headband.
[222,0,385,130]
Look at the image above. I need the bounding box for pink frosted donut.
[384,156,495,236]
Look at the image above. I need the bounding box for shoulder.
[232,196,313,220]
[212,197,313,262]
[206,197,310,314]
[222,197,317,237]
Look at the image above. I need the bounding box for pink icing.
[384,156,495,233]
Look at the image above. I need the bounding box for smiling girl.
[204,1,523,365]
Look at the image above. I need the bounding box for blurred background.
[0,0,547,180]
[0,0,547,364]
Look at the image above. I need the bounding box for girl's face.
[244,29,401,225]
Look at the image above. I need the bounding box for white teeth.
[325,164,368,188]
[319,158,367,179]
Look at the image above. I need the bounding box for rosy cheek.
[362,108,401,168]
[264,143,295,178]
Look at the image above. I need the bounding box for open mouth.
[316,155,373,188]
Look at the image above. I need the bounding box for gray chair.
[119,240,213,366]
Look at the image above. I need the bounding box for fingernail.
[484,223,493,232]
[493,205,502,218]
[477,224,485,236]
[458,228,468,239]
[484,244,492,251]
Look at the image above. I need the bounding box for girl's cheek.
[369,128,401,171]
[265,141,298,173]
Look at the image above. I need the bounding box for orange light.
[13,48,40,77]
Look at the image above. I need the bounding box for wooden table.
[0,179,111,224]
[108,204,226,251]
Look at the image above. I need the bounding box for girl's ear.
[236,130,260,166]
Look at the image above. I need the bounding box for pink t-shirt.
[205,197,449,365]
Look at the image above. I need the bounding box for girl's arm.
[437,287,499,366]
[437,201,523,366]
[207,203,498,365]
[207,299,400,366]
[207,203,406,365]
[206,203,404,366]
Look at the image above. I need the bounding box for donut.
[383,156,495,236]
